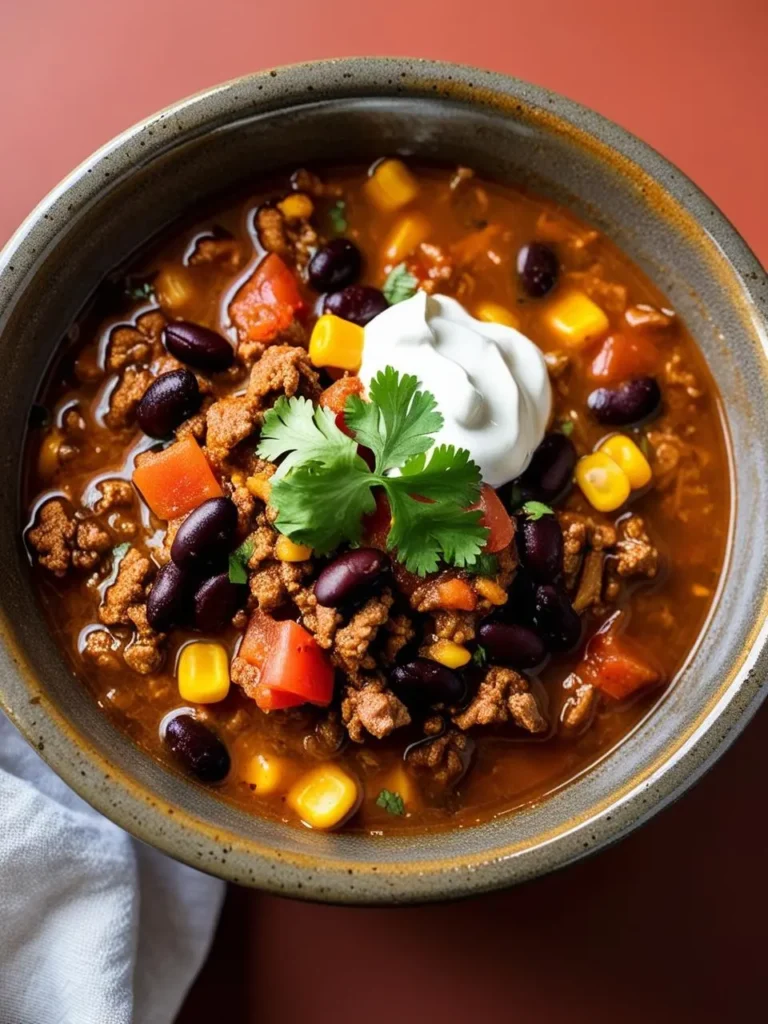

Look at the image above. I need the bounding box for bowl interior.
[1,61,767,902]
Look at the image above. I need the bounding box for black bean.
[147,561,191,632]
[164,321,234,372]
[323,284,389,326]
[517,242,559,297]
[314,548,390,607]
[170,497,238,570]
[517,432,577,502]
[308,239,362,293]
[518,515,564,583]
[533,584,582,651]
[193,573,247,632]
[390,659,466,710]
[587,377,661,426]
[164,713,230,783]
[478,621,546,669]
[136,369,201,439]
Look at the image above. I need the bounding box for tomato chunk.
[589,333,659,383]
[473,484,514,553]
[132,436,223,520]
[582,632,662,700]
[435,577,477,611]
[229,253,304,343]
[319,375,365,414]
[240,612,334,710]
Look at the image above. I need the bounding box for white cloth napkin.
[0,713,225,1024]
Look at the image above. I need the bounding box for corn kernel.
[230,471,246,487]
[473,301,520,330]
[309,314,365,372]
[288,764,360,829]
[546,291,610,348]
[37,429,63,481]
[275,535,312,562]
[177,642,230,704]
[246,473,272,502]
[155,266,194,313]
[427,639,472,669]
[278,193,314,220]
[598,434,652,489]
[474,577,508,606]
[241,752,288,795]
[575,452,631,512]
[365,158,419,212]
[384,212,431,263]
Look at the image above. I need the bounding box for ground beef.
[28,499,76,576]
[83,629,121,670]
[230,484,257,539]
[176,408,209,444]
[430,610,477,645]
[294,587,342,650]
[544,350,571,379]
[341,678,410,742]
[99,548,154,626]
[558,511,617,592]
[246,344,321,406]
[72,521,112,571]
[453,666,547,734]
[205,396,256,467]
[405,716,472,787]
[106,311,166,372]
[332,591,394,678]
[245,518,279,568]
[560,674,597,732]
[188,234,245,270]
[255,205,291,257]
[249,560,309,612]
[611,516,659,581]
[104,367,154,430]
[95,479,135,514]
[123,604,165,675]
[382,614,416,664]
[664,351,703,399]
[625,303,675,331]
[230,656,260,700]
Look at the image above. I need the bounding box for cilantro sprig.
[376,789,405,816]
[382,263,418,304]
[520,500,554,521]
[256,368,488,575]
[228,538,254,584]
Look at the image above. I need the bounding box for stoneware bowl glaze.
[1,59,766,904]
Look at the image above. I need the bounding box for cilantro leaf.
[521,500,554,521]
[228,538,253,584]
[396,444,481,507]
[559,419,574,436]
[126,281,155,302]
[466,553,499,576]
[329,200,347,233]
[386,490,487,576]
[257,396,358,478]
[382,263,418,304]
[345,367,443,474]
[472,645,488,667]
[270,459,377,555]
[376,789,405,816]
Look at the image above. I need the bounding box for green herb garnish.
[472,645,488,667]
[382,263,418,305]
[126,281,155,302]
[376,789,405,816]
[328,199,348,233]
[257,368,488,576]
[465,553,499,576]
[559,419,574,437]
[228,538,254,584]
[521,500,554,521]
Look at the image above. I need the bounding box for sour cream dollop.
[358,292,552,488]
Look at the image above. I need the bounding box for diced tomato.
[435,577,477,611]
[240,611,334,711]
[319,375,365,414]
[132,436,223,520]
[229,253,304,343]
[473,484,514,553]
[589,333,659,383]
[581,631,662,700]
[362,490,392,549]
[252,684,306,711]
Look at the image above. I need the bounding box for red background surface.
[2,2,766,1021]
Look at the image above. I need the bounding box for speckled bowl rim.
[1,58,767,904]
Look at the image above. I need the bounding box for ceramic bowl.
[1,59,766,904]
